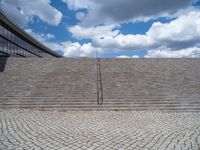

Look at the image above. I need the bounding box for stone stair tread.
[0,58,200,111]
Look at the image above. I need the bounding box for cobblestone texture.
[0,110,200,150]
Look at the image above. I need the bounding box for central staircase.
[0,58,199,111]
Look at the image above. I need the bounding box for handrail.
[96,58,103,105]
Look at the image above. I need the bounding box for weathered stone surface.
[0,58,199,111]
[0,110,200,149]
[0,58,97,110]
[100,58,200,111]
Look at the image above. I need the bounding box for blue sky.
[1,0,200,58]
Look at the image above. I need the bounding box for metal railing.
[96,57,103,105]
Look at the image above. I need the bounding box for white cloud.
[65,0,200,58]
[46,33,55,40]
[132,55,140,58]
[93,34,150,51]
[25,7,200,58]
[147,10,200,49]
[4,0,198,58]
[25,29,63,52]
[67,9,200,58]
[62,0,91,10]
[60,42,102,57]
[145,47,200,58]
[92,10,200,52]
[64,0,194,26]
[0,0,63,26]
[25,29,101,57]
[25,29,54,42]
[76,12,86,21]
[69,24,119,40]
[28,28,199,58]
[117,55,139,58]
[116,55,130,58]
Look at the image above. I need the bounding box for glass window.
[0,21,55,57]
[27,42,31,51]
[10,29,13,41]
[13,34,18,44]
[6,28,12,41]
[2,25,7,38]
[0,37,3,51]
[7,41,11,55]
[14,34,18,45]
[9,42,12,56]
[1,38,5,52]
[11,32,15,42]
[0,25,3,36]
[14,44,17,56]
[24,41,27,50]
[30,45,34,53]
[3,39,8,53]
[21,47,25,56]
[24,40,27,50]
[14,44,18,56]
[18,38,22,47]
[20,39,24,49]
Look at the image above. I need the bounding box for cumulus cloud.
[25,29,100,57]
[69,24,120,40]
[117,55,139,58]
[62,0,90,10]
[76,12,86,21]
[64,0,200,58]
[46,33,55,40]
[60,42,102,57]
[92,10,200,52]
[146,47,200,58]
[0,0,63,26]
[25,29,55,42]
[3,0,198,58]
[64,0,194,26]
[68,9,200,58]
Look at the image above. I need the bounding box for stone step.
[1,103,199,108]
[1,103,199,109]
[2,96,199,102]
[0,58,199,111]
[0,105,199,112]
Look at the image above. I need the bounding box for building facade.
[0,10,61,58]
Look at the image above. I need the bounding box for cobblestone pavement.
[0,110,200,150]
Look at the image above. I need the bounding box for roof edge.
[0,9,63,58]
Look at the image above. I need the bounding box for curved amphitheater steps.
[0,58,199,111]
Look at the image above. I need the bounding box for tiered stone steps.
[0,58,97,110]
[100,59,200,111]
[0,58,199,111]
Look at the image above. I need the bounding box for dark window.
[0,24,3,36]
[0,21,55,58]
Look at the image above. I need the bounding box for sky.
[0,0,200,58]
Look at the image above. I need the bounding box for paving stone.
[0,110,200,149]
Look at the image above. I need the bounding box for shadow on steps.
[0,57,8,72]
